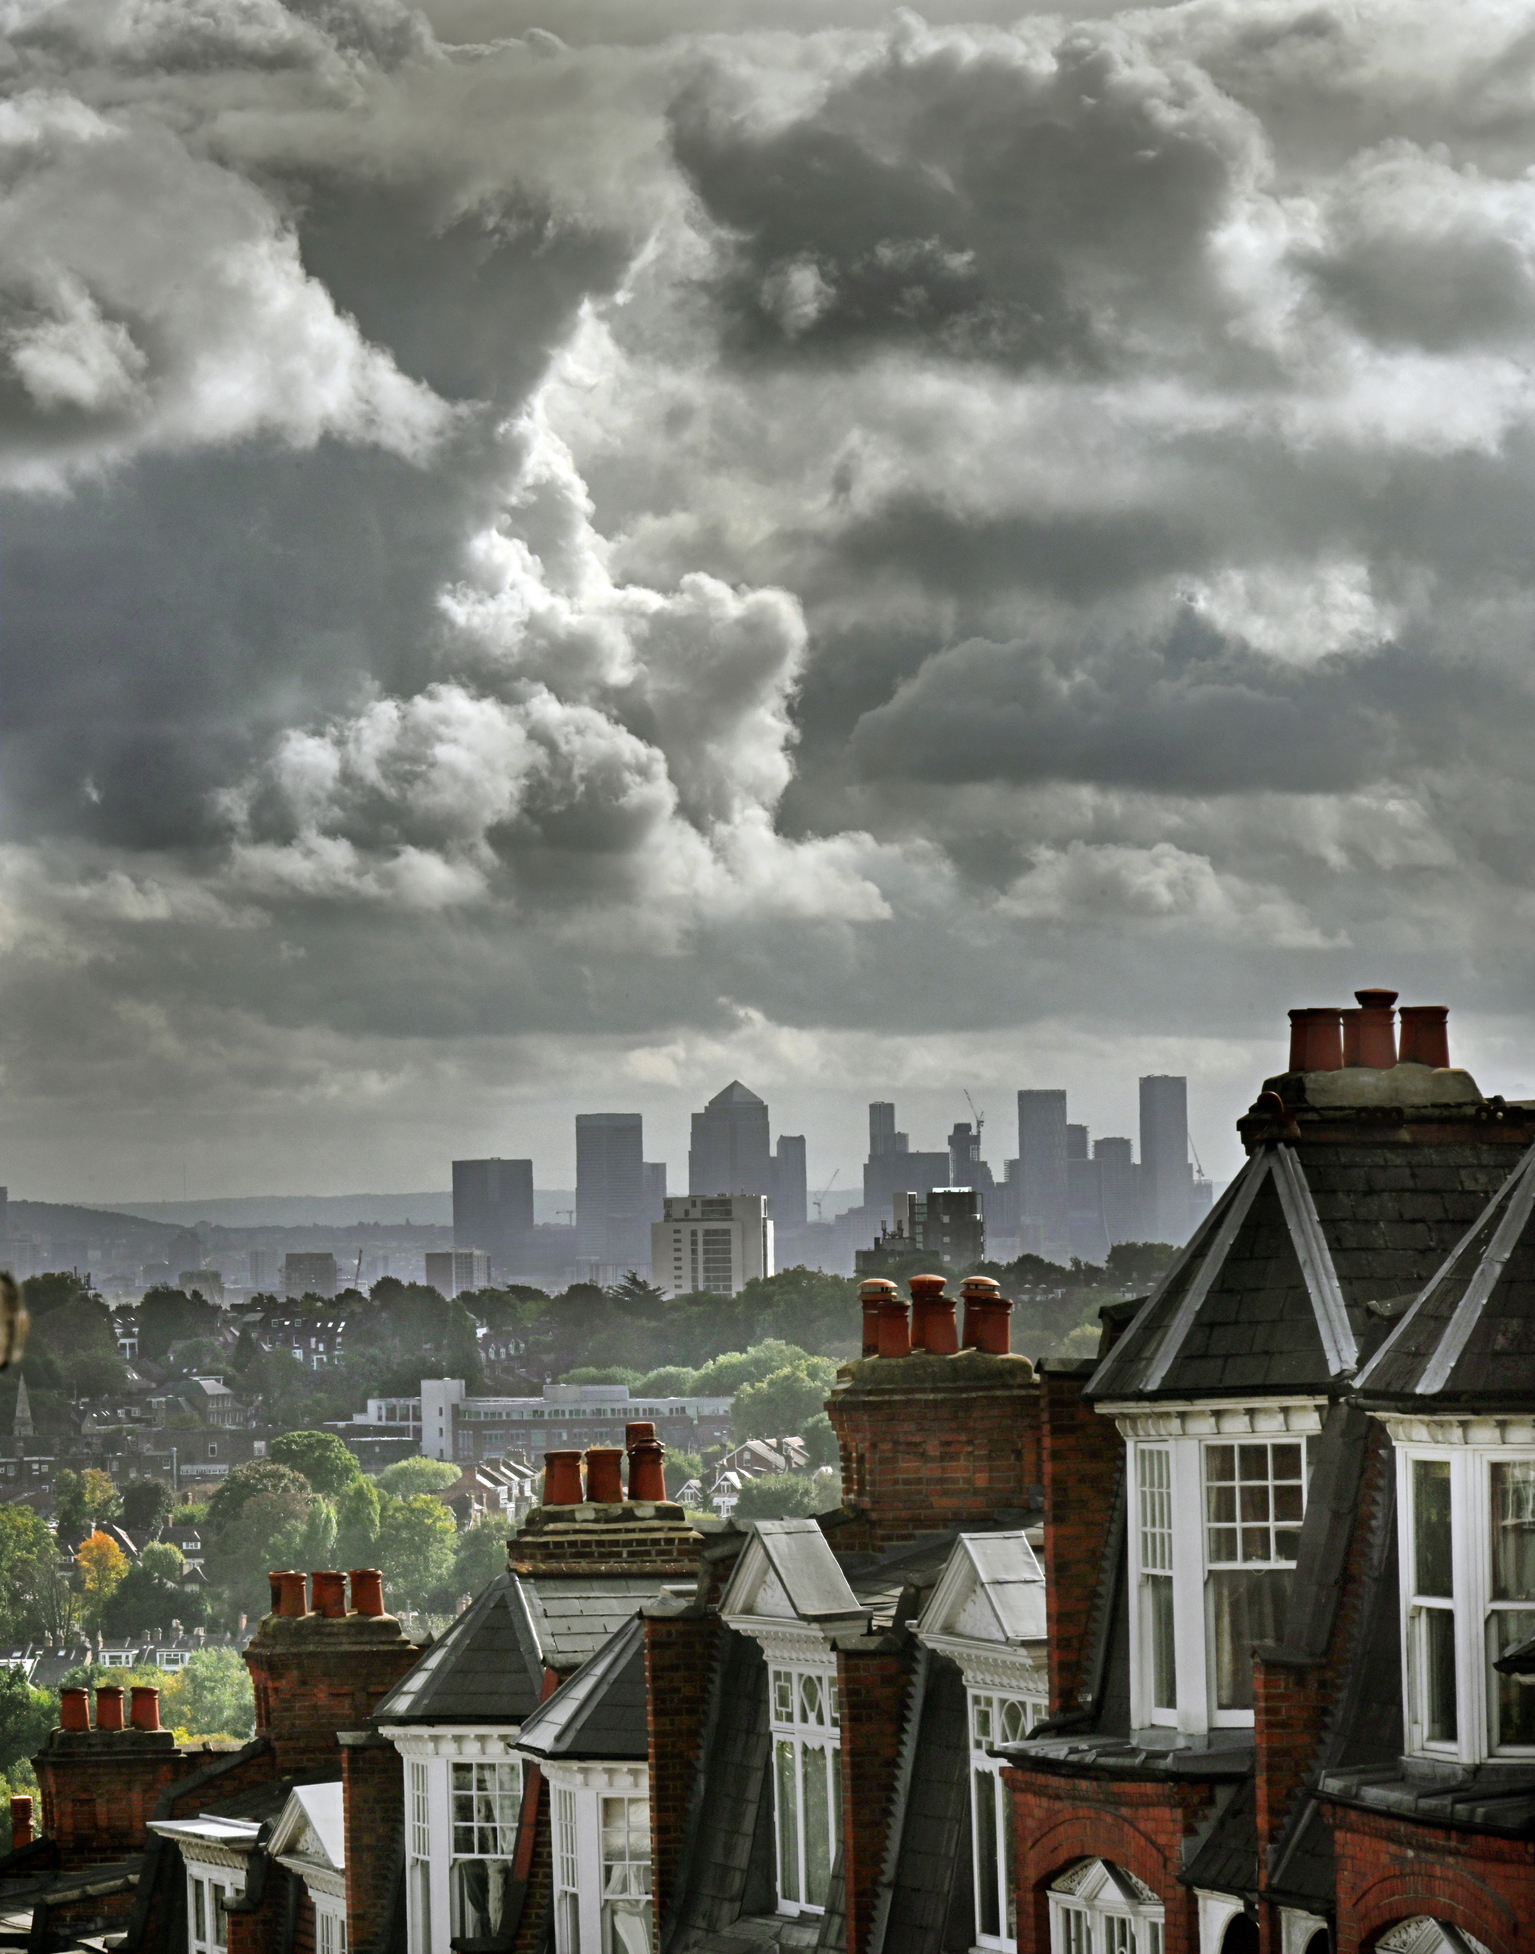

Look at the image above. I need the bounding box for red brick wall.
[341,1734,403,1954]
[645,1611,719,1930]
[1039,1364,1123,1717]
[243,1618,421,1779]
[1328,1799,1535,1953]
[34,1731,194,1868]
[826,1351,1040,1551]
[837,1637,912,1954]
[1006,1767,1215,1954]
[511,1772,553,1954]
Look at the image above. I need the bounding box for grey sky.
[4,0,1535,1202]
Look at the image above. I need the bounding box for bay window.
[450,1759,522,1939]
[769,1663,840,1915]
[1393,1435,1535,1761]
[1118,1405,1321,1734]
[1048,1859,1165,1954]
[970,1689,1033,1949]
[547,1764,652,1954]
[188,1870,236,1954]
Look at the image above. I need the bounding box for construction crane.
[811,1169,840,1222]
[964,1090,985,1148]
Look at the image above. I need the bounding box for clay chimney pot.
[310,1570,346,1619]
[59,1687,89,1733]
[1288,1007,1344,1073]
[1354,988,1398,1068]
[876,1294,911,1359]
[95,1686,124,1732]
[542,1451,584,1506]
[909,1274,959,1354]
[348,1569,385,1618]
[624,1421,656,1448]
[859,1279,897,1357]
[626,1434,667,1503]
[274,1571,308,1618]
[961,1277,1012,1355]
[10,1794,32,1850]
[1340,1008,1362,1067]
[130,1686,161,1733]
[584,1447,624,1505]
[1398,1004,1450,1069]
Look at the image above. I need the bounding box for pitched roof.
[372,1575,544,1725]
[513,1614,647,1762]
[1088,1148,1358,1401]
[1355,1143,1535,1406]
[719,1520,867,1627]
[706,1080,764,1108]
[916,1532,1046,1648]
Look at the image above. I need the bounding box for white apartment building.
[651,1193,773,1299]
[353,1378,734,1464]
[424,1248,491,1298]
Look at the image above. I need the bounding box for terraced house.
[11,988,1535,1954]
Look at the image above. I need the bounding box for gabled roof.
[720,1520,868,1628]
[372,1575,545,1726]
[1087,1147,1358,1402]
[1356,1143,1535,1407]
[269,1782,344,1872]
[916,1532,1046,1647]
[514,1614,647,1762]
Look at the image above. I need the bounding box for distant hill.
[105,1191,454,1228]
[9,1200,186,1257]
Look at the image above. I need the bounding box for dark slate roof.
[1182,1777,1256,1898]
[1355,1143,1535,1407]
[527,1575,681,1669]
[515,1614,647,1762]
[373,1576,544,1726]
[882,1654,975,1954]
[1089,1137,1516,1404]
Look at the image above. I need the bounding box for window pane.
[800,1673,825,1727]
[1492,1461,1535,1601]
[1210,1569,1289,1710]
[1414,1458,1453,1598]
[1493,1610,1535,1747]
[972,1694,993,1745]
[1140,1447,1172,1573]
[775,1739,799,1904]
[999,1699,1028,1744]
[974,1767,999,1938]
[1421,1605,1458,1742]
[194,1880,206,1942]
[773,1669,793,1722]
[802,1744,832,1905]
[1149,1573,1176,1711]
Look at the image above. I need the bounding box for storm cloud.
[5,0,1535,1195]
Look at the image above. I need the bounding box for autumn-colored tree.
[75,1530,129,1624]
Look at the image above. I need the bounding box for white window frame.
[314,1897,348,1954]
[767,1660,840,1917]
[1107,1401,1325,1737]
[542,1759,652,1954]
[449,1757,523,1940]
[186,1864,240,1954]
[1382,1421,1535,1765]
[385,1726,524,1954]
[968,1687,1036,1951]
[1048,1860,1164,1954]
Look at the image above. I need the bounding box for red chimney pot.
[585,1448,624,1505]
[1288,1007,1344,1072]
[59,1687,89,1733]
[95,1686,124,1732]
[876,1294,911,1359]
[961,1276,1012,1355]
[130,1686,161,1733]
[273,1570,308,1617]
[1354,988,1398,1067]
[1340,1007,1362,1066]
[310,1570,346,1619]
[10,1794,32,1850]
[348,1569,385,1617]
[859,1279,897,1357]
[1399,1004,1450,1069]
[627,1434,667,1502]
[909,1274,959,1354]
[543,1451,584,1506]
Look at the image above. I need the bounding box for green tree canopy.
[375,1457,460,1500]
[334,1475,382,1571]
[732,1360,838,1443]
[163,1647,255,1741]
[1104,1241,1178,1290]
[801,1412,840,1472]
[0,1667,56,1774]
[733,1475,823,1520]
[270,1430,363,1499]
[376,1494,457,1613]
[690,1341,814,1398]
[447,1518,509,1607]
[121,1478,174,1540]
[139,1287,220,1363]
[206,1461,312,1535]
[55,1467,122,1538]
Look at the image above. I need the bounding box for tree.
[690,1341,815,1398]
[205,1461,313,1536]
[0,1667,55,1774]
[376,1494,457,1613]
[101,1543,206,1637]
[733,1360,838,1442]
[801,1412,840,1472]
[76,1531,129,1623]
[162,1647,255,1741]
[447,1518,509,1607]
[121,1479,174,1541]
[1105,1242,1178,1290]
[56,1468,122,1538]
[0,1505,61,1643]
[375,1457,460,1500]
[733,1475,823,1520]
[334,1475,382,1571]
[270,1430,363,1499]
[663,1450,705,1499]
[138,1286,219,1363]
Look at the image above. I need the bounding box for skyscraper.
[773,1135,808,1230]
[576,1114,647,1270]
[1094,1136,1138,1246]
[1139,1074,1193,1246]
[863,1100,948,1216]
[869,1103,904,1156]
[1017,1089,1069,1262]
[1066,1125,1109,1265]
[452,1158,534,1282]
[688,1082,773,1197]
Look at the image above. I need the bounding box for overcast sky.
[3,0,1535,1203]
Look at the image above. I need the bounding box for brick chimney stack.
[242,1569,421,1778]
[33,1687,185,1869]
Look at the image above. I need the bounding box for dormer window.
[1394,1438,1535,1760]
[770,1662,841,1915]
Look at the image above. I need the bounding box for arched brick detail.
[1350,1878,1513,1954]
[1327,1801,1535,1954]
[1028,1815,1171,1897]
